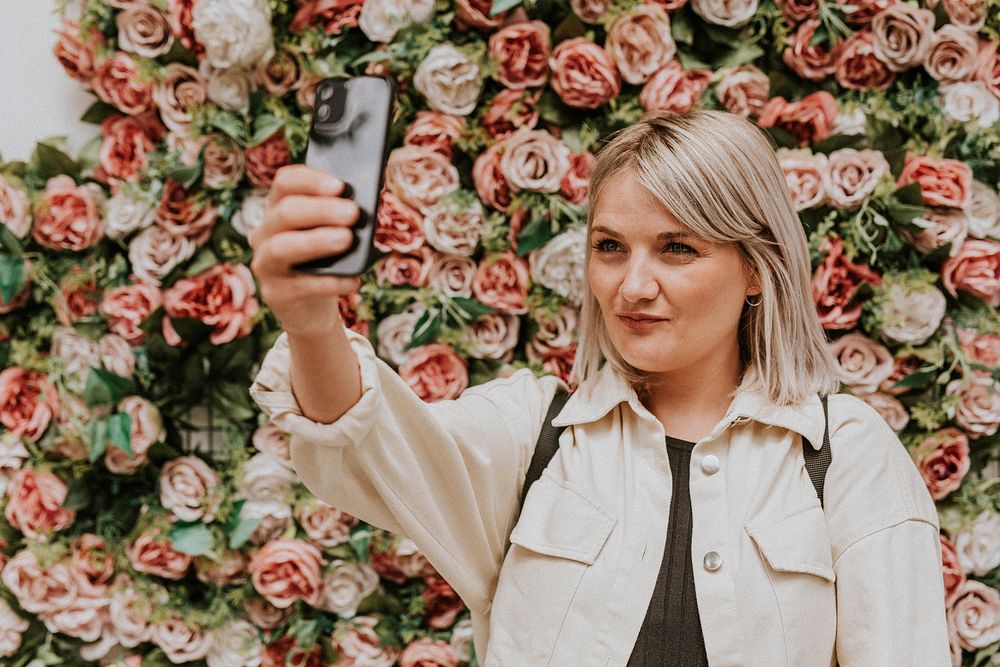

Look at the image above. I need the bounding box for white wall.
[0,0,96,162]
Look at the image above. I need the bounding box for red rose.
[897,155,973,209]
[53,20,103,83]
[811,235,882,329]
[162,263,260,346]
[0,368,59,442]
[837,0,896,25]
[404,111,467,160]
[400,638,459,667]
[941,534,966,607]
[472,250,531,314]
[913,428,970,500]
[375,191,425,254]
[779,0,818,23]
[374,247,436,287]
[262,635,324,667]
[126,527,192,580]
[290,0,365,35]
[32,175,104,252]
[98,113,165,186]
[71,534,115,597]
[560,150,595,205]
[473,142,512,212]
[338,292,369,337]
[55,268,100,327]
[835,30,896,91]
[4,468,76,540]
[548,37,621,109]
[482,88,542,139]
[456,0,509,30]
[758,91,838,146]
[978,39,1000,100]
[245,130,292,189]
[942,239,1000,307]
[100,279,163,345]
[489,20,551,90]
[783,19,842,81]
[422,574,466,629]
[155,179,217,244]
[879,353,922,395]
[399,343,469,402]
[249,538,324,609]
[168,0,203,56]
[92,52,154,115]
[715,65,770,119]
[639,60,712,113]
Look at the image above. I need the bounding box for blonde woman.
[248,111,950,665]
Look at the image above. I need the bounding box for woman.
[248,110,950,665]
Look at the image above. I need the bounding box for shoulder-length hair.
[569,109,840,406]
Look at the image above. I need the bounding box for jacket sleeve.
[248,328,566,613]
[825,395,951,666]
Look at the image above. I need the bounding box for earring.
[745,293,762,307]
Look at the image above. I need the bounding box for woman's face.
[587,169,759,380]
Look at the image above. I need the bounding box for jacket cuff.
[249,327,381,448]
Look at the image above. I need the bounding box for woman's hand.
[249,164,363,338]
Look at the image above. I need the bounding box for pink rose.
[385,146,461,214]
[152,63,206,133]
[778,0,818,23]
[880,353,923,395]
[0,175,31,239]
[812,235,882,329]
[560,150,595,206]
[950,580,1000,650]
[941,534,966,607]
[399,343,469,402]
[249,538,324,608]
[942,0,986,31]
[202,134,245,189]
[104,395,163,474]
[570,0,613,23]
[488,21,551,90]
[98,112,165,185]
[334,616,401,667]
[429,254,477,298]
[924,25,979,84]
[92,52,154,115]
[977,39,1000,100]
[422,574,465,629]
[55,268,100,326]
[1,549,76,615]
[473,142,512,212]
[244,597,293,630]
[758,91,838,146]
[374,247,436,287]
[835,30,896,91]
[297,500,358,548]
[897,155,973,209]
[871,3,934,72]
[252,420,292,465]
[162,263,260,346]
[500,128,571,194]
[126,527,192,580]
[837,0,895,25]
[290,0,366,35]
[903,208,968,256]
[467,312,521,361]
[117,3,174,57]
[246,130,292,189]
[71,533,115,598]
[715,65,770,119]
[99,333,136,379]
[194,548,249,586]
[858,392,909,432]
[168,0,203,55]
[4,468,76,539]
[823,148,890,209]
[53,20,102,83]
[159,455,222,522]
[548,37,621,109]
[32,175,104,251]
[99,279,163,345]
[830,332,894,393]
[150,611,211,663]
[607,4,676,85]
[482,88,542,139]
[404,111,467,160]
[0,598,29,658]
[957,328,1000,368]
[777,148,827,210]
[258,45,304,97]
[473,251,531,314]
[639,60,712,114]
[400,637,459,667]
[455,0,508,30]
[913,428,970,500]
[339,291,369,337]
[783,19,841,81]
[946,373,1000,439]
[941,239,1000,306]
[0,367,60,442]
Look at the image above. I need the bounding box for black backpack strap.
[802,394,831,509]
[520,388,571,508]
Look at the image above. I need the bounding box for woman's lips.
[618,315,665,330]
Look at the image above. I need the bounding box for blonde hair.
[569,109,840,406]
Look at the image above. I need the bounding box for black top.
[627,435,710,666]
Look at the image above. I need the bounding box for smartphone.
[293,75,396,276]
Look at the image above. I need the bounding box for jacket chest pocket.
[488,475,616,665]
[744,504,837,665]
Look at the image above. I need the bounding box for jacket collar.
[551,361,827,450]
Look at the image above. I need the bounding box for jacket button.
[704,551,723,571]
[700,454,720,474]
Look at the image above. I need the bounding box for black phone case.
[293,76,396,276]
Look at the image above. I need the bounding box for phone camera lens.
[318,86,334,101]
[316,104,331,121]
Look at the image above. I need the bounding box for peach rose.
[488,20,551,90]
[527,305,578,358]
[500,128,571,194]
[607,4,676,85]
[40,593,106,642]
[880,353,922,395]
[334,616,401,667]
[465,312,521,361]
[99,279,163,345]
[924,25,979,83]
[957,328,1000,368]
[560,150,594,206]
[422,574,465,629]
[339,291,370,337]
[246,129,292,189]
[830,332,894,393]
[249,538,324,608]
[758,91,838,146]
[159,455,222,522]
[778,0,818,23]
[4,467,75,539]
[400,638,458,667]
[639,60,712,114]
[942,0,986,31]
[0,174,31,239]
[290,0,365,35]
[151,611,211,663]
[947,373,1000,439]
[429,255,477,298]
[55,268,100,326]
[244,597,293,630]
[92,52,154,115]
[548,37,621,109]
[202,134,246,189]
[473,142,512,212]
[714,65,770,119]
[152,63,206,133]
[823,148,890,209]
[0,598,29,658]
[977,39,1000,100]
[941,239,1000,306]
[404,111,467,160]
[482,88,541,139]
[32,175,104,251]
[53,20,102,83]
[913,428,970,500]
[399,343,469,402]
[777,148,827,210]
[692,0,758,27]
[414,43,483,116]
[127,527,192,580]
[570,0,613,23]
[257,45,304,97]
[423,198,485,256]
[195,548,250,586]
[835,30,896,91]
[374,247,436,287]
[950,580,1000,650]
[897,155,972,209]
[252,420,292,465]
[129,224,198,286]
[296,500,358,548]
[941,534,966,607]
[117,3,174,58]
[71,533,115,597]
[0,367,59,442]
[871,3,934,72]
[155,178,217,244]
[162,262,260,346]
[904,208,968,256]
[98,112,165,185]
[783,19,842,82]
[386,145,461,214]
[1,549,76,615]
[858,392,909,432]
[473,251,531,314]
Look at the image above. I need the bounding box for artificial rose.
[316,560,380,616]
[530,225,587,305]
[39,594,106,642]
[905,208,969,256]
[162,263,260,346]
[924,25,979,83]
[473,251,531,314]
[257,45,304,97]
[830,332,894,393]
[242,500,294,546]
[152,63,206,133]
[126,527,192,580]
[941,0,986,30]
[823,148,890,209]
[870,3,934,72]
[53,20,101,83]
[0,174,31,239]
[155,178,216,244]
[374,191,426,254]
[237,452,298,504]
[358,0,435,43]
[151,612,211,663]
[252,420,292,466]
[977,39,1000,100]
[4,467,75,539]
[374,247,436,287]
[231,189,268,238]
[858,392,909,432]
[783,19,841,82]
[472,142,512,212]
[912,428,970,500]
[606,4,676,85]
[876,279,946,345]
[333,616,400,667]
[758,91,838,146]
[570,0,613,23]
[50,327,99,392]
[192,0,274,69]
[691,0,758,27]
[117,3,174,58]
[98,112,164,185]
[377,304,428,366]
[92,52,153,115]
[206,618,263,667]
[837,0,894,25]
[0,598,29,658]
[244,597,293,631]
[403,111,466,160]
[262,635,323,667]
[940,81,1000,129]
[950,580,1000,651]
[500,128,571,194]
[776,148,827,210]
[897,155,973,209]
[204,65,254,112]
[202,134,246,189]
[296,500,358,548]
[399,638,458,667]
[414,43,483,116]
[941,239,1000,306]
[399,343,469,402]
[423,197,486,256]
[639,60,712,113]
[291,0,367,36]
[947,373,1000,439]
[941,534,966,607]
[194,547,250,587]
[245,130,291,189]
[385,145,461,214]
[455,0,508,30]
[108,578,154,647]
[0,367,59,443]
[488,21,551,90]
[104,188,156,239]
[957,328,1000,367]
[99,280,162,344]
[249,538,324,608]
[561,150,594,205]
[32,175,104,251]
[423,574,464,629]
[955,511,1000,577]
[714,65,770,119]
[835,30,896,91]
[449,619,476,663]
[779,0,818,25]
[105,396,164,474]
[880,353,923,395]
[159,455,222,523]
[548,37,621,109]
[464,312,521,361]
[0,549,74,614]
[526,306,578,363]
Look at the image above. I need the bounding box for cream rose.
[870,3,934,72]
[830,332,894,393]
[128,225,197,286]
[192,0,274,69]
[691,0,759,28]
[237,452,298,504]
[376,303,426,366]
[0,174,31,239]
[776,148,827,211]
[241,499,293,545]
[878,281,947,345]
[231,189,269,238]
[359,0,435,43]
[423,197,485,256]
[500,128,571,194]
[151,612,211,663]
[947,373,1000,439]
[159,455,222,523]
[940,81,1000,129]
[465,312,521,361]
[954,511,1000,576]
[950,580,1000,651]
[386,145,461,214]
[117,3,174,58]
[105,188,156,239]
[529,225,587,306]
[316,560,380,616]
[606,4,676,85]
[823,148,890,210]
[967,180,1000,240]
[0,598,29,658]
[414,43,482,116]
[206,618,263,667]
[251,420,291,466]
[858,392,909,432]
[924,25,979,83]
[429,253,477,298]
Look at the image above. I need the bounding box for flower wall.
[0,0,998,664]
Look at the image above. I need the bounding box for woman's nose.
[619,260,658,302]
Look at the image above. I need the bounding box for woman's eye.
[666,242,695,254]
[592,239,620,252]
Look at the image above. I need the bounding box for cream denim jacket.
[249,328,951,666]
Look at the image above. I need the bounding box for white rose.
[99,333,136,379]
[51,326,100,391]
[316,560,380,617]
[151,613,211,664]
[529,225,588,305]
[832,107,868,136]
[429,253,477,298]
[376,303,426,367]
[192,0,274,69]
[422,197,485,256]
[947,373,1000,439]
[448,618,475,662]
[879,282,947,345]
[500,128,571,193]
[941,82,1000,129]
[691,0,758,27]
[238,452,298,503]
[967,180,1000,240]
[0,432,29,473]
[204,65,254,113]
[206,618,263,667]
[240,499,293,545]
[359,0,435,43]
[110,582,154,648]
[0,174,32,238]
[0,598,29,658]
[231,189,269,238]
[414,43,483,116]
[40,596,106,642]
[465,312,521,360]
[955,510,1000,576]
[128,224,197,286]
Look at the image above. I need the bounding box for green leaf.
[892,368,936,390]
[449,297,494,323]
[553,14,586,43]
[671,9,695,46]
[84,367,135,408]
[80,101,119,125]
[490,0,521,15]
[348,528,372,561]
[811,133,867,154]
[515,211,553,257]
[168,161,203,189]
[676,49,711,70]
[214,381,256,421]
[63,476,93,511]
[184,247,221,276]
[88,418,109,463]
[250,114,285,146]
[210,111,248,144]
[409,309,442,348]
[227,510,260,550]
[167,316,213,344]
[893,182,924,206]
[0,254,26,304]
[169,522,215,556]
[764,126,798,149]
[108,412,133,456]
[712,42,764,69]
[32,142,80,180]
[0,223,25,257]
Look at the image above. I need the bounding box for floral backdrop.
[0,0,998,664]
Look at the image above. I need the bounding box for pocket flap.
[745,504,836,582]
[509,476,616,565]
